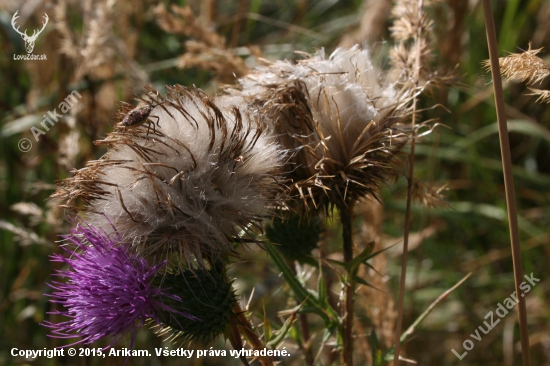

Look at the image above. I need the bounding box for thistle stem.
[290,262,314,365]
[231,303,275,366]
[339,202,354,366]
[481,1,531,364]
[298,311,314,365]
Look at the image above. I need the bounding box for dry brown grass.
[485,43,550,104]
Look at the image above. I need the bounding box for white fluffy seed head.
[229,46,412,214]
[53,85,286,266]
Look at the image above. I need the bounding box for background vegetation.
[1,0,549,365]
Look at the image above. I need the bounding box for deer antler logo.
[11,10,49,54]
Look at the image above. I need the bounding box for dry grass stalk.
[54,0,78,60]
[482,0,532,364]
[527,87,550,103]
[53,0,147,84]
[436,0,468,69]
[356,200,397,360]
[10,203,44,227]
[50,0,148,177]
[0,220,51,247]
[389,1,433,83]
[154,4,249,83]
[410,180,449,209]
[389,0,458,92]
[390,0,433,363]
[57,110,81,171]
[338,0,392,48]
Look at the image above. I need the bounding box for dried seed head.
[487,43,550,85]
[410,180,449,209]
[527,87,550,104]
[52,85,286,266]
[485,43,550,104]
[228,46,412,215]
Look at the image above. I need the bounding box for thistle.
[152,268,237,345]
[266,213,322,263]
[42,220,197,348]
[51,85,286,266]
[227,45,415,365]
[229,46,412,215]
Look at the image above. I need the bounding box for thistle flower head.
[152,268,237,345]
[42,220,197,348]
[52,85,285,265]
[230,46,412,214]
[266,213,322,262]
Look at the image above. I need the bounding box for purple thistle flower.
[42,220,198,348]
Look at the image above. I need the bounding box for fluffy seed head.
[52,85,285,265]
[229,46,412,214]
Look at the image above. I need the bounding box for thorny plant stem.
[339,202,354,366]
[481,1,531,365]
[298,313,314,365]
[289,263,315,365]
[231,303,275,366]
[393,0,423,364]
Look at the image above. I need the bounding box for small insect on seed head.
[118,98,164,136]
[117,85,175,135]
